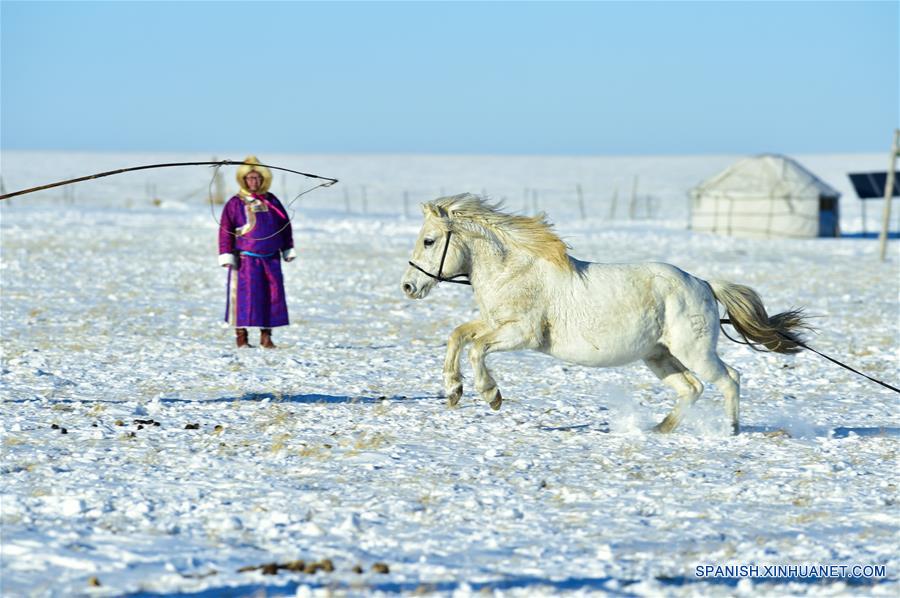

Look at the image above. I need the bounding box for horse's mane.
[425,193,573,272]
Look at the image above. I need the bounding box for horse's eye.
[424,238,435,247]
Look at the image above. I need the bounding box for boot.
[236,328,253,348]
[260,328,276,349]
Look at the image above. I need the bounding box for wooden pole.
[0,160,338,202]
[878,128,900,261]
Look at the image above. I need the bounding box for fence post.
[213,164,225,205]
[629,175,639,220]
[609,185,618,220]
[532,189,539,214]
[862,200,868,236]
[576,183,585,219]
[878,128,899,261]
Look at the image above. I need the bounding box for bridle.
[407,230,472,286]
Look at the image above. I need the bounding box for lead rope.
[720,318,899,393]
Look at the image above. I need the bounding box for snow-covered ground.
[1,152,898,596]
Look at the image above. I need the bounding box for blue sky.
[2,1,897,155]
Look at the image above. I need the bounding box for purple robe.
[218,193,294,328]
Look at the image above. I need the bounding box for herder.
[218,156,295,348]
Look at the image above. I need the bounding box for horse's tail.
[709,280,810,354]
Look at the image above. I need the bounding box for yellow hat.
[236,155,273,196]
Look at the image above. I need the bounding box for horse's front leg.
[443,320,484,407]
[468,323,535,410]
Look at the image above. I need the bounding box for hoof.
[446,385,462,408]
[653,416,677,434]
[731,423,741,436]
[488,389,502,411]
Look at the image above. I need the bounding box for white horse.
[401,194,808,434]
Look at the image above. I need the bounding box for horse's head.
[401,201,469,299]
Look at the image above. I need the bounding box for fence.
[0,171,671,223]
[287,179,665,223]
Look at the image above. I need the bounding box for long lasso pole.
[0,160,338,201]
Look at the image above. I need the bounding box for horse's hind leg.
[644,348,703,433]
[673,350,741,435]
[722,364,741,434]
[664,283,742,434]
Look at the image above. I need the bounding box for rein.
[720,319,899,394]
[408,230,472,286]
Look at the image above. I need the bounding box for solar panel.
[848,172,900,199]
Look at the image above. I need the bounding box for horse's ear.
[421,203,447,219]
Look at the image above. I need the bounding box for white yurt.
[690,154,841,238]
